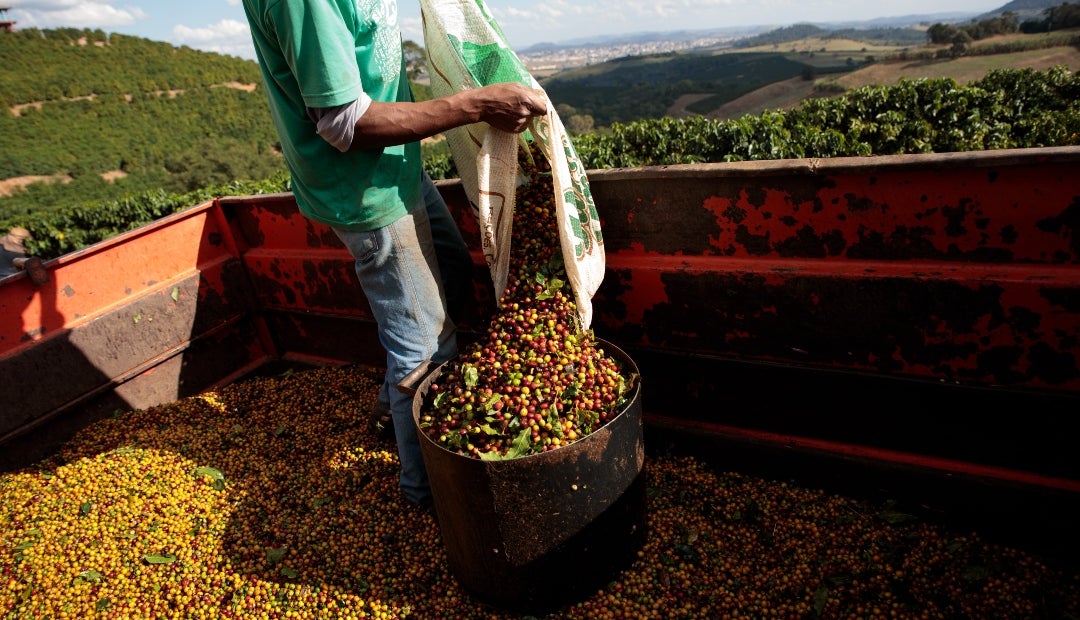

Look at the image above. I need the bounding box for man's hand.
[472,82,548,133]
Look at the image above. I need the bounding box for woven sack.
[421,0,604,327]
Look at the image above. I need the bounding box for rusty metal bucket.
[411,338,646,614]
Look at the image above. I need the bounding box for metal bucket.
[411,338,646,615]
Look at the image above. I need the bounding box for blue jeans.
[334,172,472,504]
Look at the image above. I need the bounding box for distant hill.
[706,39,1080,121]
[521,13,972,54]
[732,24,927,49]
[980,0,1069,19]
[521,1,1070,54]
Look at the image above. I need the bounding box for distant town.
[517,32,757,76]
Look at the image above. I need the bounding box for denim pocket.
[335,229,380,264]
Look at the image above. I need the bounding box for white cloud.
[172,18,249,44]
[399,14,423,44]
[11,0,146,29]
[498,6,539,19]
[172,19,252,58]
[533,4,565,20]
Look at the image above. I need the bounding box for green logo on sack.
[450,37,531,86]
[562,137,602,259]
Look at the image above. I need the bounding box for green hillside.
[0,28,262,106]
[541,50,864,127]
[0,28,285,219]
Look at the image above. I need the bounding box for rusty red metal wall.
[222,194,413,368]
[0,203,272,466]
[3,147,1079,500]
[589,148,1080,393]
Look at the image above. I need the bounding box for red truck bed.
[3,146,1079,556]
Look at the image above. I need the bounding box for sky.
[5,0,1008,62]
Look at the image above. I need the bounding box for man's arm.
[348,82,547,151]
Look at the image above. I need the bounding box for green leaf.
[79,502,93,515]
[280,567,299,579]
[170,286,180,302]
[508,427,533,457]
[73,570,103,586]
[478,427,532,461]
[142,552,177,564]
[354,577,371,593]
[813,586,829,615]
[533,269,564,300]
[878,509,916,524]
[266,546,286,565]
[96,598,110,611]
[194,466,225,491]
[482,392,503,411]
[562,382,579,399]
[433,390,448,408]
[463,364,479,388]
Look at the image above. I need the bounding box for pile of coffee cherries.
[421,142,634,460]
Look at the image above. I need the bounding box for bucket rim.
[412,337,641,462]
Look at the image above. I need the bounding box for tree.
[1046,2,1080,30]
[950,30,973,56]
[565,114,595,135]
[163,138,281,193]
[402,40,428,82]
[927,23,958,45]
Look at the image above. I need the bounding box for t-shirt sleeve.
[266,0,364,109]
[308,95,373,152]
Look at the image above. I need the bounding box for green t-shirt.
[243,0,420,231]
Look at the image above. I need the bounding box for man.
[242,0,547,507]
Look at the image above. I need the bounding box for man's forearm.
[348,83,547,152]
[348,93,480,151]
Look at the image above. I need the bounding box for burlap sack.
[421,0,605,327]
